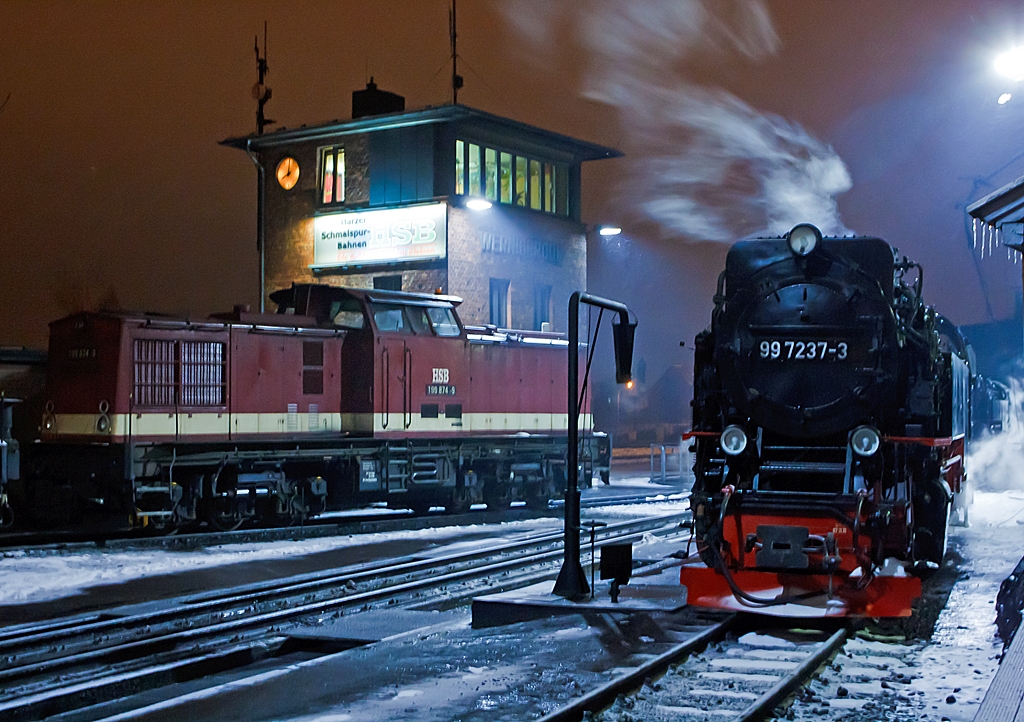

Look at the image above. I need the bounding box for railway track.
[0,511,690,721]
[0,490,683,553]
[541,617,850,722]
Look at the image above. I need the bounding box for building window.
[468,143,481,196]
[373,275,402,291]
[515,156,527,206]
[320,147,346,205]
[485,148,497,201]
[500,152,512,204]
[544,164,554,213]
[454,139,568,216]
[534,285,552,331]
[556,165,568,217]
[489,278,510,327]
[529,160,542,210]
[455,140,465,195]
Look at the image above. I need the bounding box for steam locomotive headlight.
[720,425,748,456]
[850,425,881,457]
[787,223,822,256]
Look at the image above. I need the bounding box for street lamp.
[994,46,1024,104]
[996,46,1024,82]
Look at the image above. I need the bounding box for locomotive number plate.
[758,339,849,361]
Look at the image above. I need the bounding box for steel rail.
[537,617,735,722]
[0,511,686,652]
[0,525,691,721]
[0,516,688,699]
[0,492,682,553]
[736,626,849,722]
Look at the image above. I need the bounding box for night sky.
[2,1,1023,385]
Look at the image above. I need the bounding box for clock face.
[276,157,300,190]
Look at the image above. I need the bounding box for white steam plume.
[497,0,852,241]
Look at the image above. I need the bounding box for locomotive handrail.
[381,346,389,430]
[404,346,413,430]
[883,434,961,447]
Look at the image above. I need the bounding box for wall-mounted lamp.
[465,198,492,211]
[598,225,622,237]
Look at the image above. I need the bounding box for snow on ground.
[0,492,688,608]
[0,518,558,607]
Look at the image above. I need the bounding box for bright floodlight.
[996,47,1024,81]
[465,198,492,211]
[1000,93,1013,105]
[599,226,622,236]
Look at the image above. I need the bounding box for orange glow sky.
[1,1,1023,382]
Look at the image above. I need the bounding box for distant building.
[222,82,620,331]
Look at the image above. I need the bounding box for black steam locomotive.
[681,224,968,617]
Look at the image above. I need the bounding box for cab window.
[329,299,366,329]
[426,307,461,337]
[371,303,411,333]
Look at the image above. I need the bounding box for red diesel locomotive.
[17,284,607,531]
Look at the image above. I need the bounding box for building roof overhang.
[220,104,622,162]
[967,174,1024,227]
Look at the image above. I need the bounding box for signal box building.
[222,83,620,331]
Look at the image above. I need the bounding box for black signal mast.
[450,0,463,103]
[254,22,274,135]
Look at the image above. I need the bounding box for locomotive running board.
[679,562,921,618]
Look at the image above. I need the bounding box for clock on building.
[276,157,300,190]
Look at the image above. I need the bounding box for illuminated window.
[468,143,481,196]
[322,153,334,204]
[320,147,345,205]
[455,140,465,195]
[557,165,568,216]
[544,164,553,213]
[452,140,569,216]
[515,157,527,206]
[485,148,497,201]
[529,160,541,210]
[500,153,512,203]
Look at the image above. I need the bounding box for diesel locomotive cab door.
[373,304,413,432]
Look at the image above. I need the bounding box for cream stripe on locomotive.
[46,412,592,439]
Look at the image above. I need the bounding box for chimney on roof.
[352,78,405,119]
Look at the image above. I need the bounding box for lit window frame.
[319,146,347,206]
[454,138,570,217]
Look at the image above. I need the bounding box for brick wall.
[262,134,369,305]
[262,135,586,326]
[448,205,585,331]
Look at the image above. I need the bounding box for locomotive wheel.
[447,487,472,514]
[209,512,244,532]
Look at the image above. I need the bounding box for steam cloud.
[498,0,852,241]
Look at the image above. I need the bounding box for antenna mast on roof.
[253,22,274,135]
[449,0,463,103]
